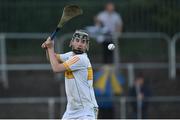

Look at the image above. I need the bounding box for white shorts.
[62,107,98,120]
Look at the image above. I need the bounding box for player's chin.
[76,47,85,51]
[78,48,84,52]
[73,49,85,54]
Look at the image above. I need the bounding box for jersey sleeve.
[63,55,86,71]
[116,13,123,26]
[97,12,104,21]
[55,53,69,63]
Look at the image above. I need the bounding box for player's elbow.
[52,67,65,73]
[51,64,66,73]
[52,67,61,73]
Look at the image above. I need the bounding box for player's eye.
[81,39,86,44]
[75,38,80,42]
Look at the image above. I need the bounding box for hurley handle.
[50,27,60,40]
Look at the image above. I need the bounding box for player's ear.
[86,42,89,51]
[69,40,73,47]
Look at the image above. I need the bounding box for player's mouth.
[77,47,82,50]
[73,48,84,54]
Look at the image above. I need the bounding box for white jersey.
[56,51,98,119]
[97,11,123,33]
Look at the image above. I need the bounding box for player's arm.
[55,54,65,63]
[41,37,66,73]
[116,15,123,33]
[47,49,66,73]
[46,52,63,63]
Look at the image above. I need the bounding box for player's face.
[135,77,144,86]
[71,38,88,52]
[106,3,114,13]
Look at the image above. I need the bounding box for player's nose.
[77,41,83,47]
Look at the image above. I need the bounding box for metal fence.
[0,32,180,119]
[0,32,180,88]
[58,32,178,86]
[0,96,180,119]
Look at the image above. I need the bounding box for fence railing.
[171,33,180,80]
[0,32,180,89]
[0,96,180,119]
[58,32,180,85]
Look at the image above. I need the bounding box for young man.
[129,75,151,119]
[41,30,98,119]
[96,2,123,63]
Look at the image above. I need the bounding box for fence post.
[127,63,135,87]
[170,33,180,80]
[120,97,126,119]
[48,98,55,119]
[0,34,8,88]
[169,40,176,80]
[113,33,120,73]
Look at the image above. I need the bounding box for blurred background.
[0,0,180,119]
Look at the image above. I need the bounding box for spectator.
[129,75,152,119]
[96,2,123,63]
[86,2,123,63]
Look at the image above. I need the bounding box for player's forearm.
[47,48,66,73]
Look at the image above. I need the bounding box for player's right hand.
[41,37,54,49]
[41,42,47,49]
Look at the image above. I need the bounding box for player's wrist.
[47,46,54,51]
[44,42,54,49]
